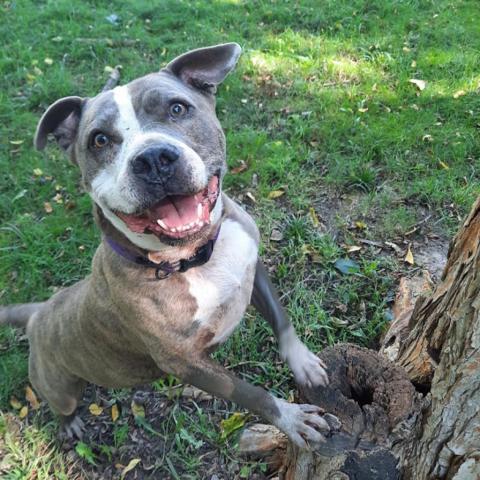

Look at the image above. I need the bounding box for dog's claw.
[59,414,85,441]
[275,400,330,449]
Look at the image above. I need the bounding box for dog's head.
[35,43,241,250]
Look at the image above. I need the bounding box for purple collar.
[105,226,221,280]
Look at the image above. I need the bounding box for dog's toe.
[59,413,85,441]
[284,340,329,387]
[275,400,331,450]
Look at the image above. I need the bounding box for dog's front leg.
[251,259,329,388]
[152,349,329,449]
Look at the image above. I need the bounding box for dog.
[0,43,332,448]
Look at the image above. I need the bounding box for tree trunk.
[282,197,480,479]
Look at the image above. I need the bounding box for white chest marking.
[186,219,258,346]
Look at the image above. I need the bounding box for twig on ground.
[101,66,122,92]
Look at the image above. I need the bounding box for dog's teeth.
[198,220,204,227]
[157,219,167,229]
[171,227,178,233]
[197,203,202,218]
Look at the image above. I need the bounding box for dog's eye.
[169,102,188,118]
[92,133,110,149]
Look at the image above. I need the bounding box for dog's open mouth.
[116,176,220,240]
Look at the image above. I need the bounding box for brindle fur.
[0,44,332,448]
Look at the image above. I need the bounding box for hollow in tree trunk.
[282,197,480,479]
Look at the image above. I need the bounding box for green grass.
[1,0,479,477]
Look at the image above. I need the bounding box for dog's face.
[35,43,241,249]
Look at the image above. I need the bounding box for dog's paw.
[59,413,85,441]
[274,400,330,449]
[280,334,329,388]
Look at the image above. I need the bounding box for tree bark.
[281,197,480,479]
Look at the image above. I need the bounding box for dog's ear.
[34,96,84,154]
[165,43,241,93]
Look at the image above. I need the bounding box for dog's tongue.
[149,192,204,228]
[116,176,219,237]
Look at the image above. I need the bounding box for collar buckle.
[106,226,220,280]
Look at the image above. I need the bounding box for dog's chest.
[184,219,258,348]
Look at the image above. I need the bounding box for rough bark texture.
[394,197,480,479]
[282,197,480,479]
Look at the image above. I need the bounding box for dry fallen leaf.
[405,245,415,265]
[10,397,22,410]
[439,160,450,170]
[309,207,320,227]
[385,241,402,254]
[270,229,283,242]
[358,107,368,113]
[131,401,145,418]
[346,245,362,253]
[25,386,40,410]
[111,404,119,422]
[230,161,248,174]
[355,220,367,230]
[44,57,54,65]
[33,168,43,176]
[245,192,256,203]
[19,406,28,419]
[409,79,426,91]
[89,403,103,416]
[121,458,141,479]
[453,90,466,99]
[268,189,285,200]
[44,202,53,213]
[422,134,433,142]
[53,193,63,204]
[10,140,24,145]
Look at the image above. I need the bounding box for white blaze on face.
[90,85,143,214]
[89,84,210,250]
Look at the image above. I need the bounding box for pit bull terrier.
[0,43,332,448]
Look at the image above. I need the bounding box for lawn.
[0,0,479,478]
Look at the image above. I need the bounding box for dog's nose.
[132,145,180,182]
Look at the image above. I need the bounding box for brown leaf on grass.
[409,79,426,91]
[121,458,141,479]
[405,245,415,265]
[270,229,283,242]
[346,245,362,253]
[19,406,28,418]
[33,168,43,176]
[385,241,402,254]
[268,189,285,199]
[131,401,145,418]
[309,207,320,227]
[439,160,450,170]
[231,161,248,174]
[453,90,466,99]
[89,403,103,416]
[10,397,22,410]
[25,386,40,410]
[111,404,119,422]
[44,202,53,213]
[355,220,367,230]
